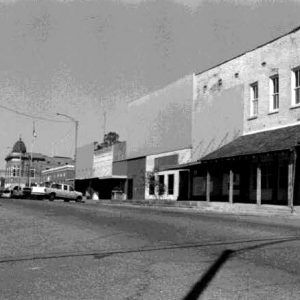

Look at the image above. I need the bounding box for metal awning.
[202,124,300,162]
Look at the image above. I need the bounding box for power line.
[0,103,69,123]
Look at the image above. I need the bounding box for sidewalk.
[83,198,300,218]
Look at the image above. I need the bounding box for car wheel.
[49,193,55,201]
[64,199,70,202]
[76,196,82,203]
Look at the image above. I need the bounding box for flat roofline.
[42,165,74,173]
[195,25,300,76]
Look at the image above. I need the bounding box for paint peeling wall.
[93,147,113,178]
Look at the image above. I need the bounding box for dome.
[12,138,27,154]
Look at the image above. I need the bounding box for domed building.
[5,138,74,187]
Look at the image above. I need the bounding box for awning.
[201,124,300,161]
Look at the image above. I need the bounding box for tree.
[103,132,119,146]
[145,171,166,200]
[96,132,120,150]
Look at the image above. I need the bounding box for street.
[1,200,300,299]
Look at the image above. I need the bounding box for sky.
[1,0,300,168]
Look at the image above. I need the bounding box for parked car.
[1,185,31,199]
[46,183,83,202]
[1,188,12,198]
[21,186,32,198]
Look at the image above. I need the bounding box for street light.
[56,113,79,188]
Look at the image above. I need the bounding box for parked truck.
[47,183,83,202]
[31,183,83,202]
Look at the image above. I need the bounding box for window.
[158,175,165,195]
[168,174,174,195]
[148,174,155,195]
[64,185,68,191]
[69,186,74,191]
[30,169,35,178]
[292,68,300,105]
[270,75,279,111]
[250,82,258,116]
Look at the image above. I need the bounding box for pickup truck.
[31,183,49,200]
[47,183,83,202]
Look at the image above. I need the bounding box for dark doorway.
[178,171,189,200]
[127,179,133,200]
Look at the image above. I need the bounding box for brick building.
[169,25,300,209]
[5,138,74,187]
[41,165,75,185]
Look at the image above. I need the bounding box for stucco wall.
[127,157,146,200]
[145,148,191,199]
[112,141,126,162]
[76,143,95,179]
[112,160,127,176]
[145,148,192,173]
[193,64,244,160]
[126,75,193,159]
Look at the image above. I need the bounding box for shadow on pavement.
[183,236,299,300]
[0,236,298,265]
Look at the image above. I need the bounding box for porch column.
[206,171,210,202]
[256,165,261,206]
[229,169,234,204]
[288,149,296,210]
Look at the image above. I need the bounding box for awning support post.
[229,169,234,204]
[206,171,210,202]
[288,148,297,213]
[256,164,261,206]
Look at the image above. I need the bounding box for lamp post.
[56,113,79,188]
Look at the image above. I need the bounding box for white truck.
[31,183,49,200]
[46,183,83,202]
[31,183,83,202]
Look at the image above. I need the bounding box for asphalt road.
[1,199,300,300]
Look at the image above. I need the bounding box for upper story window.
[250,82,258,117]
[30,169,35,178]
[292,67,300,106]
[270,75,279,111]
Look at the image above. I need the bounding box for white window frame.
[269,75,279,112]
[292,67,300,106]
[250,82,258,117]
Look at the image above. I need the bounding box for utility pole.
[28,121,37,187]
[56,113,78,188]
[103,110,106,138]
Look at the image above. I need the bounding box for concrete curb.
[83,199,300,218]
